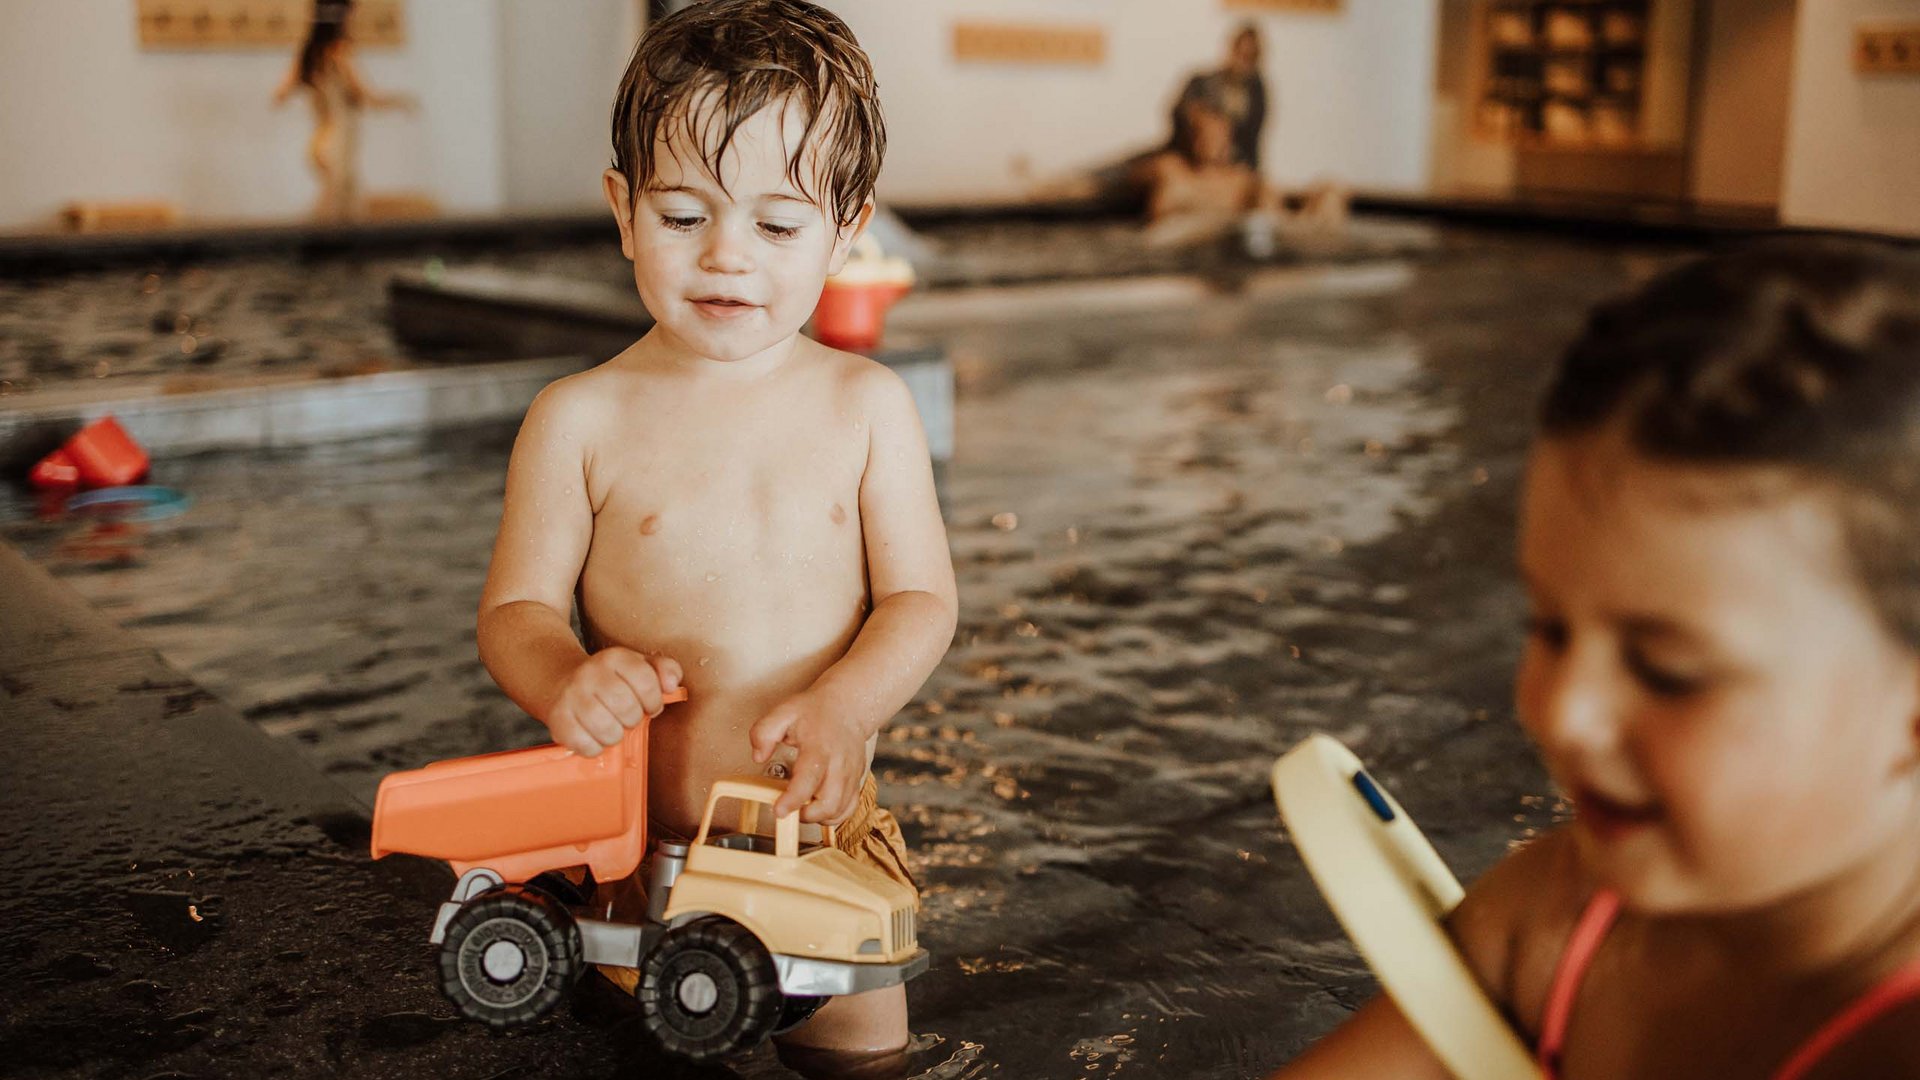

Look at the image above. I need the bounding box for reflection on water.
[1,234,1657,1077]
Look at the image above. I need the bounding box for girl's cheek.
[1514,646,1551,743]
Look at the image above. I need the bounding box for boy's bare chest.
[584,412,869,569]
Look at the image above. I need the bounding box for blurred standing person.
[272,0,413,221]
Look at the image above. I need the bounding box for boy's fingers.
[798,753,844,818]
[558,713,602,758]
[580,699,625,746]
[802,758,851,825]
[776,755,825,818]
[648,654,684,693]
[608,665,664,720]
[749,706,796,764]
[591,682,644,730]
[603,651,666,714]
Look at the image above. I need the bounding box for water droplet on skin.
[699,657,712,667]
[705,573,718,582]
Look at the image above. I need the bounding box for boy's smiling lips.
[689,294,761,319]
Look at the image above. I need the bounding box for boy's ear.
[826,198,877,276]
[603,169,637,261]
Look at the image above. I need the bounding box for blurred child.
[476,0,955,1056]
[1276,240,1920,1078]
[271,0,414,220]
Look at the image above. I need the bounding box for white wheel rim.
[677,971,719,1013]
[483,939,527,983]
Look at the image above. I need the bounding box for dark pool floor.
[0,230,1680,1077]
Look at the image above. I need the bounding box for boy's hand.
[549,648,683,758]
[750,693,867,825]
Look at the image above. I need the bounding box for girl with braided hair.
[1275,239,1920,1078]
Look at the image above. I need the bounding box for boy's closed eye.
[654,213,806,241]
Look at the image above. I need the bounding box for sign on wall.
[137,0,405,49]
[952,22,1106,66]
[1221,0,1344,13]
[1856,25,1920,75]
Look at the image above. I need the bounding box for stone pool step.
[0,355,590,474]
[0,539,670,1075]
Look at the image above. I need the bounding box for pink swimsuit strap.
[1536,888,1920,1079]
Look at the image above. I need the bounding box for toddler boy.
[476,0,954,1054]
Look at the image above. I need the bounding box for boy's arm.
[752,368,958,823]
[478,385,678,756]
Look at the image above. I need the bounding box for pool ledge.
[0,540,643,1075]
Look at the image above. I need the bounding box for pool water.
[1,230,1647,1077]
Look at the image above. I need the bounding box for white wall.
[0,0,1437,228]
[0,0,519,229]
[1780,0,1920,235]
[498,0,636,213]
[826,0,1440,202]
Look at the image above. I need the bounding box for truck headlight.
[858,938,883,955]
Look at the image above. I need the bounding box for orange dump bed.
[370,689,685,883]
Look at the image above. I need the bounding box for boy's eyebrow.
[644,183,817,207]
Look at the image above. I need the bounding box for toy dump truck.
[369,689,927,1061]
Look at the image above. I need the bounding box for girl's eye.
[759,222,802,240]
[659,215,703,232]
[1624,649,1710,699]
[1525,616,1569,652]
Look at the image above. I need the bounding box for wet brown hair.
[610,0,885,229]
[1540,238,1920,646]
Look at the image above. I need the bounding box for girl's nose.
[1536,646,1621,759]
[699,222,755,275]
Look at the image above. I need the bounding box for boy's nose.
[699,223,756,275]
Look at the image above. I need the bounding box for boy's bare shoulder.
[520,361,637,439]
[1447,828,1592,1038]
[801,338,920,420]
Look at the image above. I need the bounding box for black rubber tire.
[437,884,583,1030]
[639,918,782,1061]
[772,993,828,1035]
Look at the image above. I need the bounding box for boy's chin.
[659,318,802,363]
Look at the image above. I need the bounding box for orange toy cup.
[811,233,915,352]
[811,280,911,352]
[28,449,81,490]
[29,415,150,491]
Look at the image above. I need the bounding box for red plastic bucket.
[811,282,910,352]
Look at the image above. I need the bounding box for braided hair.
[1541,238,1920,646]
